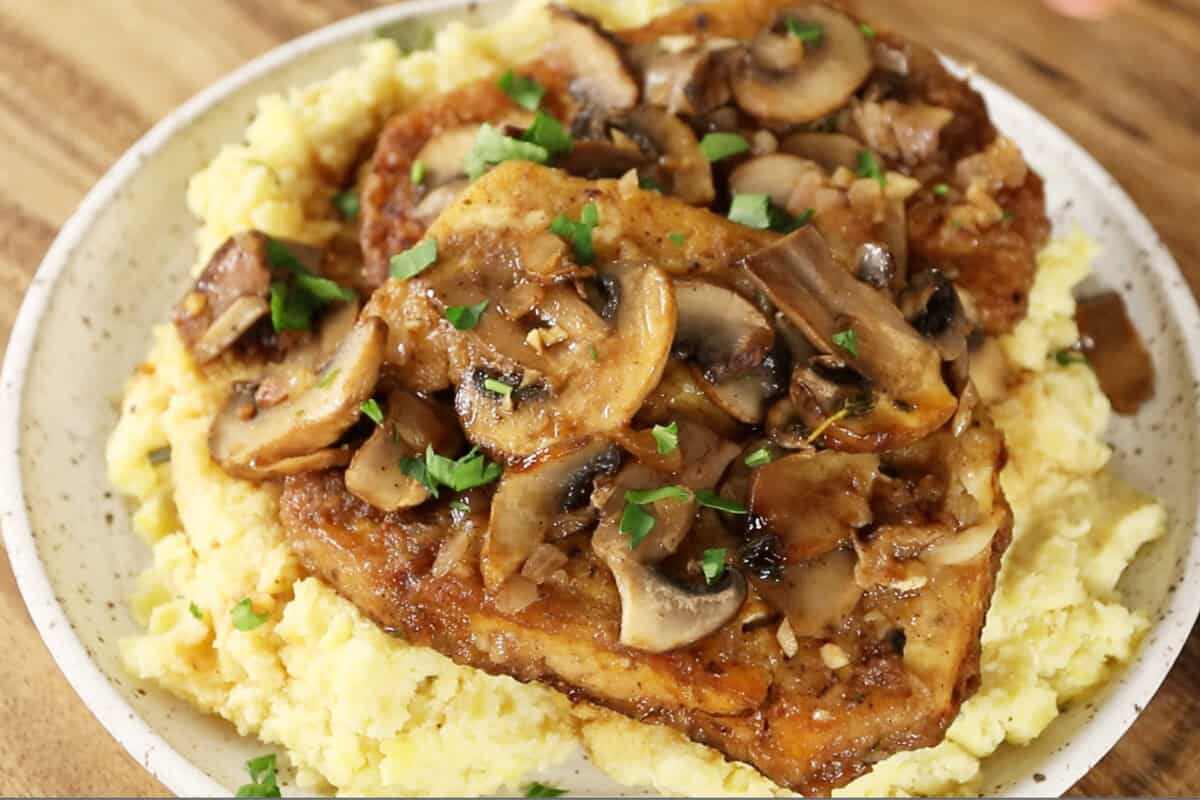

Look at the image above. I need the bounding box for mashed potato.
[107,2,1165,795]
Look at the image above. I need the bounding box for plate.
[2,0,1198,795]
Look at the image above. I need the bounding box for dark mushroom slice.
[546,6,639,110]
[483,438,620,591]
[614,107,715,205]
[779,132,863,172]
[173,231,275,363]
[730,5,873,126]
[752,546,863,639]
[209,318,386,480]
[632,38,736,115]
[745,227,958,451]
[345,390,462,512]
[898,270,971,363]
[727,154,821,209]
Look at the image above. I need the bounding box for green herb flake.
[295,273,355,304]
[484,377,514,397]
[932,183,950,197]
[1054,349,1087,366]
[265,238,354,332]
[188,602,203,620]
[785,17,824,44]
[464,124,549,179]
[856,149,886,188]
[859,22,877,38]
[696,489,748,514]
[728,193,773,229]
[638,175,663,192]
[651,421,679,455]
[449,499,470,513]
[400,455,439,497]
[421,445,503,492]
[701,548,728,584]
[499,69,546,111]
[522,111,574,156]
[235,753,282,798]
[589,344,600,362]
[390,239,439,280]
[619,502,656,549]
[524,782,568,798]
[333,190,359,220]
[315,367,341,389]
[667,231,688,247]
[744,448,773,468]
[832,328,859,357]
[148,446,171,466]
[626,485,692,505]
[360,398,384,425]
[411,159,426,186]
[699,131,750,162]
[770,205,814,234]
[549,203,600,265]
[445,300,489,330]
[269,280,316,332]
[231,598,269,632]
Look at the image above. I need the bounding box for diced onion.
[493,575,540,614]
[776,619,799,658]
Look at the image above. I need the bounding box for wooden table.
[0,0,1196,796]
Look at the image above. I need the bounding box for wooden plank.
[0,0,1195,795]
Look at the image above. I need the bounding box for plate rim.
[2,1,1198,797]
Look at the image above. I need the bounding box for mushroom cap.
[173,231,274,362]
[673,280,775,382]
[779,132,864,172]
[618,107,715,206]
[209,317,386,478]
[634,39,735,116]
[483,438,620,591]
[609,559,748,653]
[728,153,822,209]
[546,6,639,110]
[730,5,873,125]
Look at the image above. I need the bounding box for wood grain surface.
[0,0,1197,796]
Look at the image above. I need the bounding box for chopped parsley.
[701,548,728,584]
[231,598,268,632]
[1054,349,1087,366]
[148,446,171,466]
[832,328,859,357]
[265,238,355,332]
[315,367,341,389]
[549,203,599,265]
[403,446,504,498]
[729,194,812,233]
[360,398,384,425]
[498,69,546,111]
[332,190,359,220]
[699,131,750,162]
[932,182,950,197]
[744,448,773,468]
[619,503,656,549]
[524,782,568,798]
[411,159,426,186]
[651,421,679,455]
[638,175,663,192]
[374,19,434,54]
[464,124,549,179]
[445,300,489,330]
[399,455,437,495]
[484,377,514,397]
[449,499,470,513]
[522,111,573,156]
[390,239,439,280]
[269,281,317,332]
[859,22,877,38]
[188,602,203,620]
[667,231,688,247]
[856,149,886,188]
[235,753,282,798]
[589,344,600,362]
[696,489,747,515]
[626,485,692,505]
[785,17,824,44]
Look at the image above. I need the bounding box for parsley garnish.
[589,344,600,362]
[235,753,282,798]
[729,195,812,232]
[399,455,438,495]
[524,782,568,798]
[464,124,549,179]
[315,367,340,389]
[403,446,504,498]
[699,132,750,162]
[701,548,728,584]
[390,239,439,280]
[188,602,203,620]
[411,159,426,186]
[522,111,573,156]
[498,70,545,111]
[332,190,359,220]
[651,421,679,455]
[1054,349,1087,366]
[269,281,317,332]
[667,231,688,247]
[859,22,877,38]
[375,20,434,54]
[484,377,514,397]
[619,503,656,549]
[785,18,824,44]
[696,489,747,514]
[744,448,773,468]
[638,175,663,192]
[445,300,489,330]
[360,398,384,425]
[231,599,268,631]
[549,203,599,265]
[856,149,886,188]
[449,499,470,513]
[265,239,355,332]
[832,328,859,357]
[932,183,950,197]
[626,485,692,505]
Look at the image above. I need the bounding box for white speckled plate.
[2,1,1198,796]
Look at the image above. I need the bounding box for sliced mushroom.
[209,318,386,479]
[779,132,863,172]
[745,227,957,451]
[483,438,620,591]
[633,39,735,116]
[728,154,822,209]
[173,231,274,362]
[616,107,715,205]
[345,390,461,511]
[546,6,639,110]
[748,451,879,563]
[557,139,651,180]
[412,178,471,224]
[415,125,481,188]
[898,270,971,363]
[730,6,873,125]
[753,548,862,639]
[673,281,775,382]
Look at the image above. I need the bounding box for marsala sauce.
[1075,291,1155,415]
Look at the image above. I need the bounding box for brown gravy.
[1075,291,1155,415]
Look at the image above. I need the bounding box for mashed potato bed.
[108,2,1165,795]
